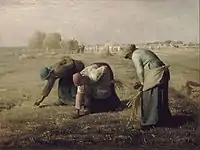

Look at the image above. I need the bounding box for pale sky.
[0,0,199,46]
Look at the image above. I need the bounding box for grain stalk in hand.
[126,84,143,126]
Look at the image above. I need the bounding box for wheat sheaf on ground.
[0,47,199,149]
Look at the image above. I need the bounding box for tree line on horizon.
[28,31,83,53]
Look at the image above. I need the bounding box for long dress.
[57,60,85,104]
[81,62,121,113]
[42,58,85,104]
[141,69,171,126]
[131,49,172,126]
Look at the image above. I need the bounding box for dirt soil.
[0,47,199,150]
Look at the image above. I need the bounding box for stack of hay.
[100,44,112,56]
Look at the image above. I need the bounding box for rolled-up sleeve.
[41,77,56,97]
[75,85,85,110]
[132,52,144,84]
[77,85,85,94]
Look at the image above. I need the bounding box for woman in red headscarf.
[72,62,121,118]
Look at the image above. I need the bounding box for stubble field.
[0,47,199,149]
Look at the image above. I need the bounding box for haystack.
[100,45,112,56]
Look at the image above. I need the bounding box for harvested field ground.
[0,47,199,149]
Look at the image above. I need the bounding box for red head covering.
[73,73,83,86]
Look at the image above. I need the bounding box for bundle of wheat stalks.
[112,78,127,90]
[126,84,143,126]
[111,79,143,126]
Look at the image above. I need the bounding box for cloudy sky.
[0,0,199,46]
